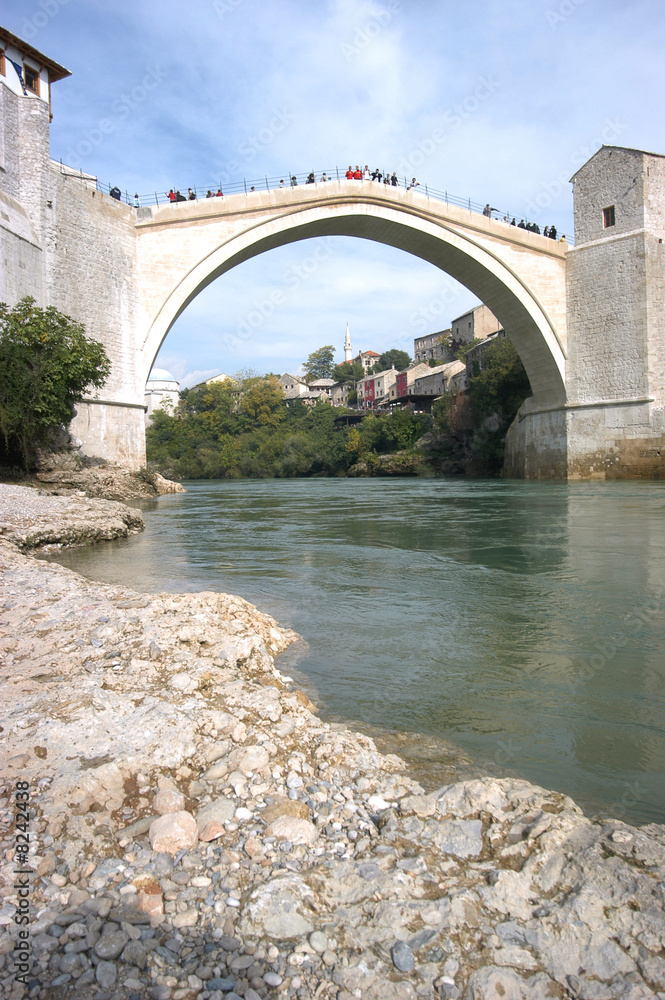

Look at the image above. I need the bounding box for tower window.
[603,205,616,228]
[24,65,39,94]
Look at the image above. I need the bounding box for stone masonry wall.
[45,171,140,402]
[0,83,45,307]
[572,146,646,245]
[565,232,650,404]
[644,151,665,236]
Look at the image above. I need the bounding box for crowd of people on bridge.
[114,169,565,241]
[482,203,564,240]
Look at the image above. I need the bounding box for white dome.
[147,368,178,385]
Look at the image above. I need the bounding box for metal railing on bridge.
[71,165,573,245]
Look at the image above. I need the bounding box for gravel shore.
[0,485,664,1000]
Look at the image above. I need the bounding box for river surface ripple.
[48,478,665,826]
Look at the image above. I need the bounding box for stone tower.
[565,145,665,476]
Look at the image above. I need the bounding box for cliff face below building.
[0,485,663,1000]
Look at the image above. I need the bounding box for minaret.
[344,322,352,362]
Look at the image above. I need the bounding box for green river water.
[49,478,665,826]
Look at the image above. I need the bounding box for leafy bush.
[0,297,111,467]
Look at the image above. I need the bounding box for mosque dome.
[146,368,179,386]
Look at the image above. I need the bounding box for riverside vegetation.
[1,484,664,1000]
[146,340,531,481]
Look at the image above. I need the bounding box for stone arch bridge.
[4,102,662,478]
[76,181,579,476]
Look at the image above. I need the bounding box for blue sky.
[6,0,664,386]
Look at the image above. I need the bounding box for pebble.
[95,960,118,989]
[94,929,128,959]
[391,940,415,972]
[309,931,327,953]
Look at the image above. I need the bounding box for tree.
[332,360,364,386]
[468,338,531,419]
[303,345,336,381]
[378,348,411,372]
[437,331,452,354]
[238,375,285,428]
[455,338,483,363]
[0,297,111,467]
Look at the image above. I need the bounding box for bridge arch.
[139,199,567,406]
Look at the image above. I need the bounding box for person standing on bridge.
[354,166,362,179]
[372,167,382,182]
[345,166,354,179]
[320,172,328,182]
[408,177,420,190]
[216,189,223,197]
[166,189,176,203]
[306,172,315,184]
[391,172,398,186]
[363,165,371,179]
[291,175,298,186]
[188,188,196,201]
[483,204,497,218]
[549,225,557,239]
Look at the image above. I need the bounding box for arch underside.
[142,207,567,406]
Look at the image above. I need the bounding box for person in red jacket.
[353,166,362,179]
[166,189,176,203]
[345,166,354,179]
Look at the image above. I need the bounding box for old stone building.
[414,329,451,363]
[451,303,503,344]
[144,368,180,424]
[413,360,467,397]
[278,373,309,399]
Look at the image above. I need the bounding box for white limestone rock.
[148,811,198,855]
[240,873,315,939]
[264,815,318,846]
[153,788,185,815]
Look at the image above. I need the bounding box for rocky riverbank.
[33,466,185,503]
[0,486,664,1000]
